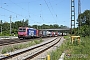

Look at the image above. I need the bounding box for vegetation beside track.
[64,36,90,60]
[50,36,69,60]
[50,36,90,60]
[1,39,43,54]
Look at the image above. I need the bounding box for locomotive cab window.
[18,28,26,32]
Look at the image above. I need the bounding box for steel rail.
[0,37,58,60]
[23,37,61,60]
[0,37,55,46]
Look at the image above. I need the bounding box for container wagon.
[42,30,47,37]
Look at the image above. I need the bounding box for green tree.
[77,10,90,36]
[53,24,59,28]
[78,10,90,26]
[2,22,9,31]
[41,24,49,29]
[32,25,38,29]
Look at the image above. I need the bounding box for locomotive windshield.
[18,28,26,32]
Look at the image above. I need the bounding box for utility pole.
[37,22,38,29]
[78,0,81,32]
[23,19,24,26]
[0,20,2,34]
[71,0,75,35]
[1,26,2,34]
[10,15,12,35]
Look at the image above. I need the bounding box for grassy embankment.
[1,39,43,54]
[50,36,90,60]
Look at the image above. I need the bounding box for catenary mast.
[71,0,75,35]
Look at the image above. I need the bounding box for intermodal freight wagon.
[18,27,61,39]
[18,27,50,39]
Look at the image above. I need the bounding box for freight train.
[18,27,62,39]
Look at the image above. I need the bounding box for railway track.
[0,38,32,46]
[0,37,51,46]
[0,39,25,46]
[0,37,62,60]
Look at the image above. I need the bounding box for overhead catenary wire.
[28,2,30,18]
[49,1,57,17]
[0,0,65,26]
[43,0,64,24]
[8,0,46,23]
[8,0,43,19]
[6,0,38,22]
[48,1,58,23]
[9,0,25,10]
[44,0,55,21]
[39,4,45,22]
[0,6,27,19]
[9,0,29,19]
[9,0,29,15]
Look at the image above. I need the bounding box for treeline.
[0,19,69,36]
[75,10,90,36]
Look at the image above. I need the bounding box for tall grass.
[50,36,70,60]
[64,36,90,60]
[1,39,43,54]
[50,36,90,60]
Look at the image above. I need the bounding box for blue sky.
[0,0,90,27]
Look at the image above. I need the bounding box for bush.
[34,40,40,44]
